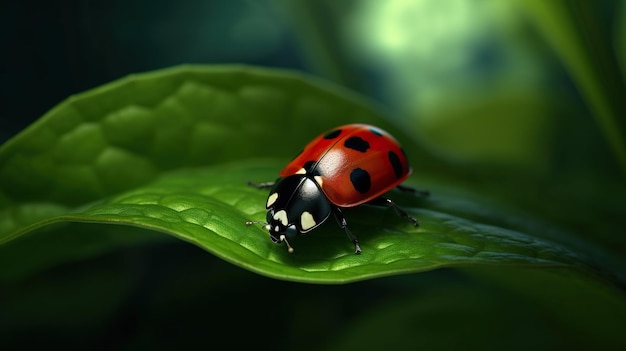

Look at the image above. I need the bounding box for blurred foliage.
[341,0,626,258]
[1,0,625,350]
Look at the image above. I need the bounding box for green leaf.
[0,65,620,285]
[4,161,594,284]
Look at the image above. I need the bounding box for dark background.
[2,0,308,143]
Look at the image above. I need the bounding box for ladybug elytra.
[246,123,427,254]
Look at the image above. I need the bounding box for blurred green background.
[2,0,625,349]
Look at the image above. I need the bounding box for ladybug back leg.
[331,206,362,254]
[368,197,419,227]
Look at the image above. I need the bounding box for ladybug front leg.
[332,207,362,254]
[247,181,275,189]
[368,197,419,227]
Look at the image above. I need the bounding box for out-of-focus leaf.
[518,0,626,174]
[327,267,626,350]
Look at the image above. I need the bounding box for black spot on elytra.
[303,160,316,173]
[368,128,383,136]
[388,151,403,178]
[324,129,342,139]
[350,168,371,193]
[344,136,370,153]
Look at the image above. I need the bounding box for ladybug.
[246,123,427,254]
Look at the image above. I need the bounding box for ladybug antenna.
[245,221,271,231]
[246,221,294,253]
[280,234,295,253]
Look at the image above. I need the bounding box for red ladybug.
[247,123,427,254]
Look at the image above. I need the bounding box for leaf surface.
[0,65,616,284]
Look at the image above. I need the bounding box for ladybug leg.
[332,207,362,254]
[368,197,419,227]
[247,181,275,189]
[396,185,430,197]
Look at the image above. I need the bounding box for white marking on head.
[273,210,289,226]
[266,192,279,208]
[296,168,307,174]
[314,176,323,187]
[300,211,316,231]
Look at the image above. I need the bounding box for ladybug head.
[245,217,295,253]
[266,212,296,253]
[246,208,296,253]
[265,208,298,253]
